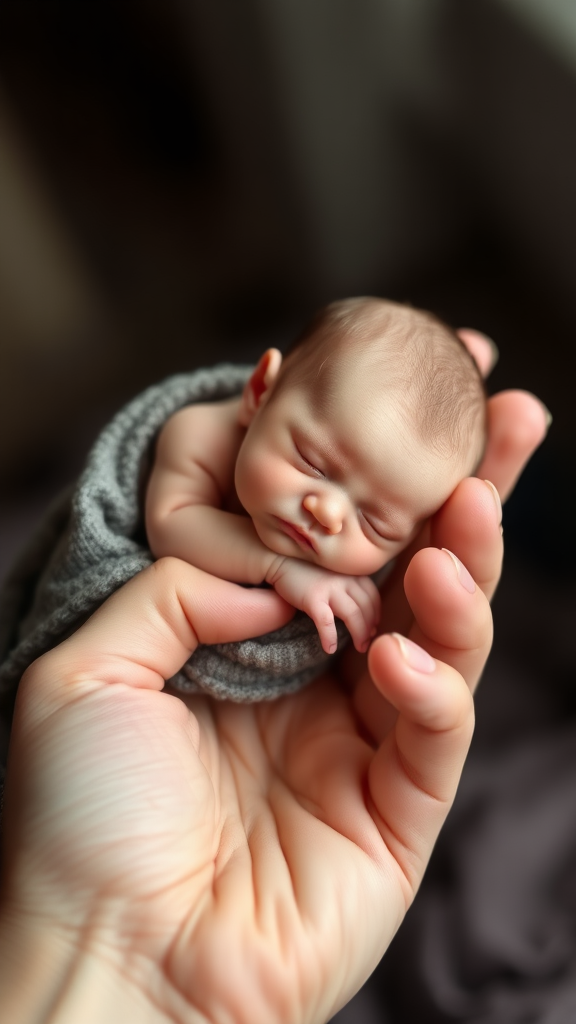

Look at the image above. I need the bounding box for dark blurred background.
[0,2,574,1021]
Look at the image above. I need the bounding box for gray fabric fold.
[0,364,348,713]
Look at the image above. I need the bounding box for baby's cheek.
[236,446,286,508]
[324,537,386,577]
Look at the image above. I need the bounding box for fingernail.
[391,633,435,673]
[442,548,476,593]
[483,479,502,524]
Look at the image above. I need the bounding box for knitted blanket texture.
[0,365,348,721]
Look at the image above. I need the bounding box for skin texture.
[235,354,472,573]
[0,333,548,1024]
[147,314,485,655]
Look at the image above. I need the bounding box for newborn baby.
[146,297,487,655]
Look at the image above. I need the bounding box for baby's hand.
[266,558,380,655]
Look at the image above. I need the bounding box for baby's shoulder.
[154,397,243,476]
[161,397,229,432]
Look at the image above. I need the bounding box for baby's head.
[235,297,487,575]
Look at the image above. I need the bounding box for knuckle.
[149,555,183,583]
[317,611,335,627]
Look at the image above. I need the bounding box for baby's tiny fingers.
[309,601,339,655]
[357,576,382,628]
[330,592,373,653]
[342,581,380,641]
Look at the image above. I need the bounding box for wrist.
[0,901,164,1024]
[264,553,288,587]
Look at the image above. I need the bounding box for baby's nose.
[303,493,344,534]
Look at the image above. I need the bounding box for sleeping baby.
[145,297,487,656]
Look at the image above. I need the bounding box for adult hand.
[0,554,481,1024]
[0,332,548,1024]
[348,329,549,739]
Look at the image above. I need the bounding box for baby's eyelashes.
[358,511,404,545]
[294,441,324,477]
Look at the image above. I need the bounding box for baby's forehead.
[304,353,402,432]
[299,401,467,530]
[305,381,455,477]
[314,336,481,458]
[306,368,475,488]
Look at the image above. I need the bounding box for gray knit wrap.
[0,365,349,710]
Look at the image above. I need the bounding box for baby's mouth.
[274,517,317,553]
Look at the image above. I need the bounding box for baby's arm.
[146,405,279,585]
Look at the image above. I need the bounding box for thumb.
[30,558,294,693]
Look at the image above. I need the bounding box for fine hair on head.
[280,296,487,469]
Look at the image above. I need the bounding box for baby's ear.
[238,348,283,426]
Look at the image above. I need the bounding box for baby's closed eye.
[358,510,405,545]
[293,439,325,477]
